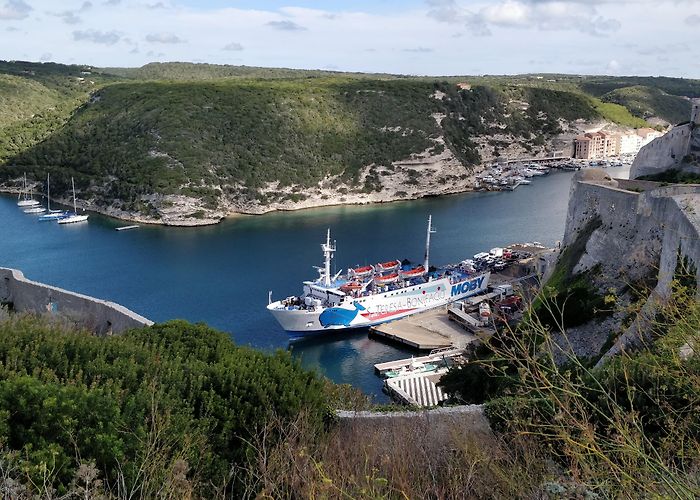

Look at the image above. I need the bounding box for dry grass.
[236,411,549,499]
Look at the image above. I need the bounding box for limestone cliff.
[549,168,700,364]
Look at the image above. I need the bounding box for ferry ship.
[267,216,490,336]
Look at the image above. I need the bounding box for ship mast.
[424,215,436,271]
[321,228,336,286]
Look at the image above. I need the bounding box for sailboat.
[16,173,41,207]
[38,173,69,221]
[57,177,89,224]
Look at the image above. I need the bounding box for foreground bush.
[442,275,700,498]
[0,317,326,497]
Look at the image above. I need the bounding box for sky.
[1,0,699,77]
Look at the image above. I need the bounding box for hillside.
[601,85,691,125]
[0,61,697,224]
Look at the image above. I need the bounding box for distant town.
[574,128,663,160]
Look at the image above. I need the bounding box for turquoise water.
[0,167,629,401]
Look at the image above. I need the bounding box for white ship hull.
[268,272,489,336]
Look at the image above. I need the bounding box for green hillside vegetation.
[98,61,395,81]
[2,77,606,209]
[578,75,700,98]
[0,60,697,214]
[0,61,118,164]
[0,316,329,497]
[601,85,691,124]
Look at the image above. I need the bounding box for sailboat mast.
[423,215,436,271]
[72,177,77,213]
[46,173,51,211]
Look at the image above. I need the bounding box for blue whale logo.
[319,302,366,328]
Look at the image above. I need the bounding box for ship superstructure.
[267,216,490,336]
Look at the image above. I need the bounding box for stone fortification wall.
[560,171,700,364]
[565,173,700,292]
[629,123,696,179]
[0,268,153,334]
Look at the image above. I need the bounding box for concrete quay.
[369,306,477,350]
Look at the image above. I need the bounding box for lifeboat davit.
[400,266,426,278]
[349,265,374,278]
[376,259,401,272]
[374,272,399,285]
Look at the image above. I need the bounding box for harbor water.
[0,166,630,401]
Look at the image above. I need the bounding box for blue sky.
[1,0,699,77]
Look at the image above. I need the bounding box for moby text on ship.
[267,216,490,336]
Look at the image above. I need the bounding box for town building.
[574,132,619,160]
[574,128,665,159]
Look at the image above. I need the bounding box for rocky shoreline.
[2,119,634,226]
[0,181,483,227]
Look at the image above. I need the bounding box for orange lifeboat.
[374,272,399,285]
[340,281,364,293]
[376,259,401,272]
[349,265,374,278]
[400,266,426,278]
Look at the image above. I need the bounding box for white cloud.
[0,0,31,20]
[222,42,244,51]
[429,0,620,36]
[53,10,82,24]
[606,59,620,73]
[403,47,433,53]
[0,0,697,78]
[145,32,186,44]
[73,29,121,45]
[267,20,306,31]
[685,14,700,25]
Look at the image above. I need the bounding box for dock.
[369,307,477,350]
[374,347,465,375]
[116,225,140,231]
[384,370,450,407]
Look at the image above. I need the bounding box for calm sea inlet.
[0,166,630,401]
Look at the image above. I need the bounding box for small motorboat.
[374,272,399,285]
[349,265,374,278]
[376,259,401,272]
[400,266,426,278]
[23,206,46,214]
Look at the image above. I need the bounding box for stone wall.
[629,123,696,179]
[0,268,153,334]
[559,171,700,364]
[336,404,492,438]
